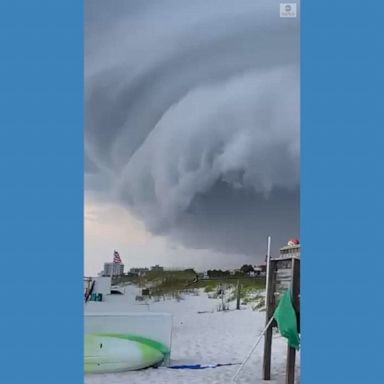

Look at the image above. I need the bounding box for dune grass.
[113,270,266,305]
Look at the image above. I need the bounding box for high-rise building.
[103,262,124,277]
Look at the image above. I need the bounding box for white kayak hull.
[84,334,169,373]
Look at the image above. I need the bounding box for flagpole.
[265,235,271,310]
[112,250,114,278]
[263,235,273,380]
[111,249,115,280]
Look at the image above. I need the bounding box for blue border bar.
[0,1,83,383]
[302,1,384,383]
[1,1,384,382]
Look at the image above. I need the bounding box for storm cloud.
[85,0,300,259]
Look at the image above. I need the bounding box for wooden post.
[263,238,275,380]
[236,280,241,310]
[285,257,300,384]
[286,346,296,384]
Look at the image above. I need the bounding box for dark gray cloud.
[85,0,300,260]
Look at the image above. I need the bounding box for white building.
[279,239,300,258]
[150,265,164,272]
[129,267,149,276]
[103,262,124,277]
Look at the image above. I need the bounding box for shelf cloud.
[85,0,300,259]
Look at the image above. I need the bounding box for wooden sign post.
[236,279,241,310]
[262,255,300,383]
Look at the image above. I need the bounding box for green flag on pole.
[273,289,300,350]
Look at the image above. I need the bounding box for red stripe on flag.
[113,250,122,264]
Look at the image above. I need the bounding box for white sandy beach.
[85,285,300,384]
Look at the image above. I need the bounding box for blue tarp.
[169,363,240,370]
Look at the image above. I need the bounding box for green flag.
[273,289,300,350]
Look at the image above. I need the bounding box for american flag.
[113,250,122,264]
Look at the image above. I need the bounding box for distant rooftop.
[280,244,301,251]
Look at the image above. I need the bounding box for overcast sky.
[84,0,300,276]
